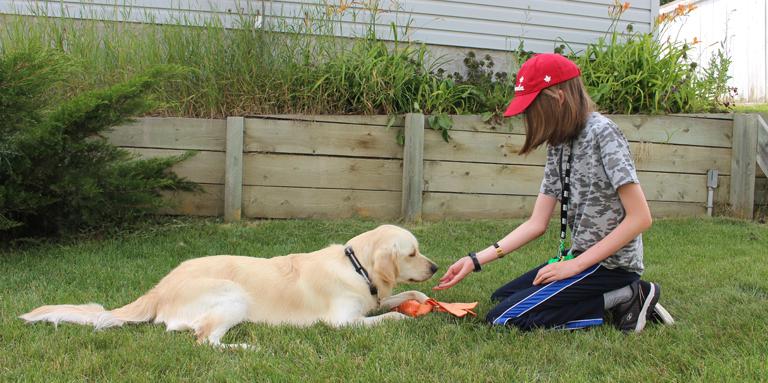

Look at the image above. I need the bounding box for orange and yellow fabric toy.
[393,298,478,318]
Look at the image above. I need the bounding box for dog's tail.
[20,291,159,330]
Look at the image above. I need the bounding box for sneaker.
[649,302,675,326]
[611,280,659,333]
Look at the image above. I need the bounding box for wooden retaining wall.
[105,114,767,220]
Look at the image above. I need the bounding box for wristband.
[468,252,482,272]
[493,242,505,258]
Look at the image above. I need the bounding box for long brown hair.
[518,76,595,155]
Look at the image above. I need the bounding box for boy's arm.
[475,193,558,264]
[433,193,557,290]
[532,183,652,285]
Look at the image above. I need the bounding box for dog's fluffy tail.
[20,291,159,330]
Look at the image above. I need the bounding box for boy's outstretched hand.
[433,256,474,290]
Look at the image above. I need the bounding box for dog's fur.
[20,225,437,347]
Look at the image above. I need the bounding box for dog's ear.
[373,243,400,288]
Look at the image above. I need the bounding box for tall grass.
[0,1,479,118]
[0,0,732,118]
[574,2,732,114]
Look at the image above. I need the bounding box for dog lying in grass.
[21,225,438,348]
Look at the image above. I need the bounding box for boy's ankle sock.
[603,284,633,309]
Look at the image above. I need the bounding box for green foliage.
[440,51,516,122]
[0,5,477,118]
[0,1,733,121]
[0,48,197,239]
[573,7,733,114]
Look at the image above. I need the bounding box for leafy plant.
[0,48,197,239]
[0,0,733,120]
[574,1,732,114]
[427,113,454,142]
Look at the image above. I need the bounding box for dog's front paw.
[404,290,429,303]
[389,312,411,320]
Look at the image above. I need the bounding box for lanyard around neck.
[549,141,575,264]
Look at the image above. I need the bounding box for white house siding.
[2,0,657,54]
[660,0,767,103]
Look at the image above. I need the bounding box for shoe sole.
[634,283,657,333]
[653,302,675,325]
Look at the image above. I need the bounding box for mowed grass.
[1,217,767,382]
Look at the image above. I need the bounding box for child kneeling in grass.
[434,54,673,332]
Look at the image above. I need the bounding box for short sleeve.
[539,144,562,198]
[598,121,640,190]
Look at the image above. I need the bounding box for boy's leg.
[490,263,547,302]
[486,264,639,330]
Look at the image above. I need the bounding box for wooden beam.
[257,114,405,127]
[422,193,707,220]
[443,115,734,148]
[756,114,768,178]
[244,118,402,158]
[106,117,226,151]
[225,117,244,222]
[424,160,723,204]
[402,113,425,222]
[159,184,224,217]
[243,153,402,190]
[730,114,758,218]
[242,186,400,219]
[424,129,731,175]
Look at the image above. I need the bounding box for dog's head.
[345,225,438,296]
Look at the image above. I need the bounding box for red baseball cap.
[503,54,581,117]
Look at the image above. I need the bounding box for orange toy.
[393,298,478,318]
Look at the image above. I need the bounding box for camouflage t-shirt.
[540,112,644,275]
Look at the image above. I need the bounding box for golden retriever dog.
[21,225,438,348]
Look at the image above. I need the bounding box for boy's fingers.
[439,267,458,281]
[434,277,458,290]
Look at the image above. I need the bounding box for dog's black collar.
[344,246,378,296]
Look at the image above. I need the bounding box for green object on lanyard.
[548,141,575,264]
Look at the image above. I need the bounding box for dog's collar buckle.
[344,246,378,296]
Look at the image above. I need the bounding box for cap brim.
[503,91,539,117]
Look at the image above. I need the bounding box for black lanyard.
[549,141,575,264]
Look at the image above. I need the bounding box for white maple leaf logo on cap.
[515,76,525,91]
[544,75,552,83]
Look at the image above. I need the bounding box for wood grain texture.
[159,184,223,217]
[422,192,707,220]
[243,153,403,191]
[424,129,731,174]
[224,117,244,222]
[244,118,403,158]
[730,114,758,218]
[105,117,226,151]
[242,186,400,219]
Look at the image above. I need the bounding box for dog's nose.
[430,263,439,274]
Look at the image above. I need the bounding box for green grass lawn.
[734,103,768,114]
[2,218,767,382]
